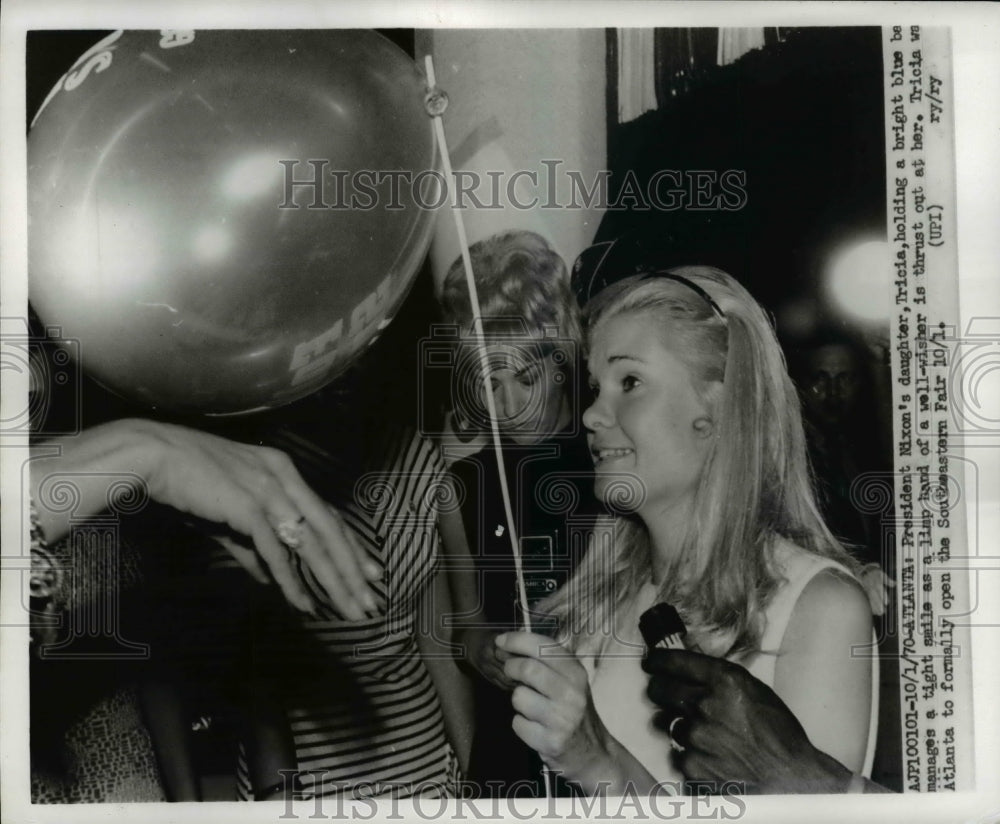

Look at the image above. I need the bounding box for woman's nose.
[485,379,520,421]
[582,394,612,431]
[495,382,514,419]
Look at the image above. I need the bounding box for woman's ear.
[693,380,723,438]
[692,416,715,438]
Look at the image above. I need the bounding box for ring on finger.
[668,715,688,752]
[275,515,307,550]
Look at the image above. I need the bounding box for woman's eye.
[622,375,640,392]
[587,380,600,398]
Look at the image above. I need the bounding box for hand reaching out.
[31,418,382,617]
[642,649,871,794]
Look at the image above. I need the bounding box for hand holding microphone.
[639,609,888,794]
[639,603,690,752]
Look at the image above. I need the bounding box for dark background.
[596,27,886,331]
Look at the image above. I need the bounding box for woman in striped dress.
[228,423,467,799]
[216,273,472,800]
[28,415,469,802]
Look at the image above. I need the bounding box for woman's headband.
[571,239,727,320]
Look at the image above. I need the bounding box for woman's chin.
[593,473,646,513]
[507,429,546,446]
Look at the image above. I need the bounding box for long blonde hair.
[546,266,862,658]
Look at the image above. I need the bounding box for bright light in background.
[824,238,891,324]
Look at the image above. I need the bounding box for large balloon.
[29,30,437,414]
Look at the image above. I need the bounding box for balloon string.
[423,55,533,639]
[425,57,554,802]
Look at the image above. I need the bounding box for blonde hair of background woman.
[439,230,582,345]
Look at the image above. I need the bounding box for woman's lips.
[591,446,634,465]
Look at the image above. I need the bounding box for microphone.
[639,603,687,651]
[640,603,690,754]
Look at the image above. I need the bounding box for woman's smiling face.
[582,311,715,518]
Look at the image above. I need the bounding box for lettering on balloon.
[31,30,124,126]
[349,272,394,338]
[159,31,196,49]
[290,320,344,387]
[288,271,396,387]
[63,30,124,91]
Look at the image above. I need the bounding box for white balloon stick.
[423,54,533,637]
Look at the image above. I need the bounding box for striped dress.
[226,426,460,799]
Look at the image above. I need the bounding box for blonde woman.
[499,264,876,794]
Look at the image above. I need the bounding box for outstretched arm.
[30,418,381,616]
